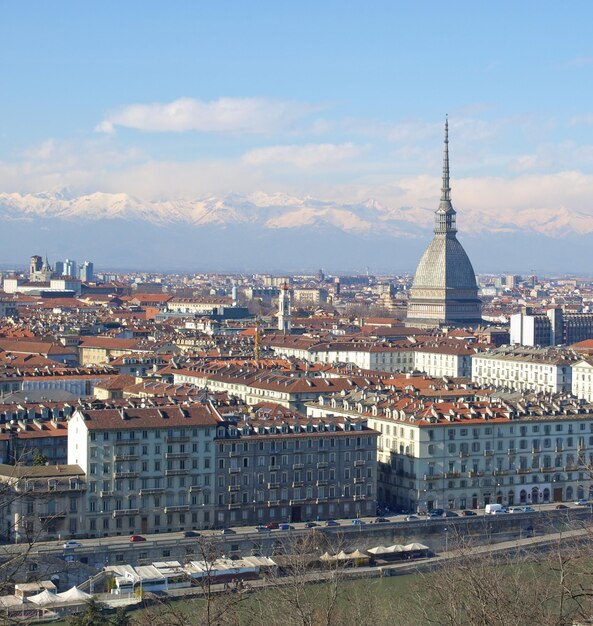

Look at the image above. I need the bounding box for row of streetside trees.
[124,525,593,626]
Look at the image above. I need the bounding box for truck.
[484,503,506,515]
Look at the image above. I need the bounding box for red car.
[129,535,146,543]
[265,522,279,529]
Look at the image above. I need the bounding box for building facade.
[472,346,578,394]
[213,415,378,527]
[68,405,219,537]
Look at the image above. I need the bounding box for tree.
[32,452,49,466]
[66,598,109,626]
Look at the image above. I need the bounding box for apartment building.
[0,463,86,542]
[472,346,579,394]
[213,415,378,528]
[68,404,220,537]
[412,341,477,378]
[308,391,593,512]
[266,336,416,373]
[573,357,593,402]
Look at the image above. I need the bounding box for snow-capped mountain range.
[0,190,592,272]
[2,189,593,237]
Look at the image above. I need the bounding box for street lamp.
[444,527,449,553]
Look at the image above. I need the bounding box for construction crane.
[254,317,262,363]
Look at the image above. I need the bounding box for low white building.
[472,346,578,394]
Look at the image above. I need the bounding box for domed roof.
[412,234,477,290]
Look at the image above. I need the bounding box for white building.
[308,391,593,512]
[68,404,220,536]
[472,346,578,394]
[572,358,593,403]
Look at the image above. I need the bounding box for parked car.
[351,519,366,525]
[182,530,200,538]
[265,522,279,530]
[522,506,535,513]
[324,520,340,526]
[444,511,459,518]
[256,525,271,532]
[63,541,82,549]
[129,535,146,543]
[428,511,444,519]
[492,509,508,515]
[374,517,390,523]
[278,523,294,531]
[462,510,477,516]
[509,507,524,514]
[304,522,319,528]
[406,514,419,521]
[555,504,569,510]
[574,499,589,506]
[220,528,236,535]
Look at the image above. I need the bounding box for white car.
[574,499,589,506]
[63,541,82,549]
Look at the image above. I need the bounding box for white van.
[484,503,506,515]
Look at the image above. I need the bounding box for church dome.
[412,234,477,291]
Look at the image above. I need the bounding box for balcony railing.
[164,505,189,514]
[112,508,139,517]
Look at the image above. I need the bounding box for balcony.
[114,471,138,479]
[228,485,240,492]
[228,503,242,509]
[423,473,442,481]
[484,450,493,457]
[165,469,187,476]
[290,498,306,505]
[444,472,460,479]
[468,471,484,478]
[292,481,303,488]
[516,468,531,474]
[100,490,114,497]
[189,485,202,492]
[139,488,164,495]
[540,467,555,473]
[354,478,366,484]
[268,466,279,472]
[507,449,517,456]
[268,500,280,506]
[112,508,139,517]
[354,460,366,467]
[353,495,366,501]
[317,462,328,469]
[293,463,304,470]
[164,505,189,514]
[316,480,328,486]
[228,467,241,473]
[228,450,240,458]
[165,452,189,460]
[165,436,190,444]
[267,482,280,489]
[565,464,579,471]
[40,511,66,520]
[459,451,469,459]
[115,454,138,461]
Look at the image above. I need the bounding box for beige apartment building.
[308,391,593,512]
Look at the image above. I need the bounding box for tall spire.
[441,115,450,202]
[434,115,457,235]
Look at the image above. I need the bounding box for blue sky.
[2,1,593,239]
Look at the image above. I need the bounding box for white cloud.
[242,143,359,168]
[97,97,317,134]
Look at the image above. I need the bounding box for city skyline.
[2,2,593,272]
